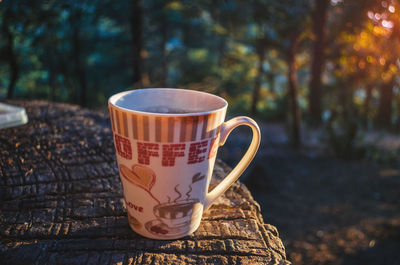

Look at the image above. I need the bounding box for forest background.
[1,1,400,264]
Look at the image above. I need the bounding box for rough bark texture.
[0,101,290,265]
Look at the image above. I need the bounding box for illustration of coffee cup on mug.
[120,163,206,237]
[154,199,202,228]
[145,172,205,237]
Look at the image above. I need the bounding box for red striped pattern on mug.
[108,105,224,142]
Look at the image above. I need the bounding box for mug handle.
[204,116,261,210]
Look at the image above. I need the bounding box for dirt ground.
[219,122,400,265]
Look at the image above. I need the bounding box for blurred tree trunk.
[266,72,275,94]
[363,84,373,127]
[308,0,329,124]
[160,11,168,87]
[338,75,355,112]
[131,0,149,88]
[58,54,75,102]
[287,34,301,148]
[71,11,87,107]
[218,37,226,67]
[49,68,57,102]
[377,78,394,128]
[251,42,265,115]
[3,13,19,99]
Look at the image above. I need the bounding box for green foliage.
[0,0,399,152]
[0,0,313,110]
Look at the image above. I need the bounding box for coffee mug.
[108,88,260,239]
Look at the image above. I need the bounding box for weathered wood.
[0,101,290,265]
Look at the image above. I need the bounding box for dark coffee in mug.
[139,106,194,114]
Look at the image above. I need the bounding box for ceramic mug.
[108,88,260,239]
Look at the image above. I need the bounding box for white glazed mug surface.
[108,88,260,239]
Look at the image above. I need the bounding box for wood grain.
[0,101,290,265]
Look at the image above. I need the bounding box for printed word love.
[125,198,143,212]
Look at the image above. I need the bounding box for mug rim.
[108,88,228,117]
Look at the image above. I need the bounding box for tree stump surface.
[0,101,290,265]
